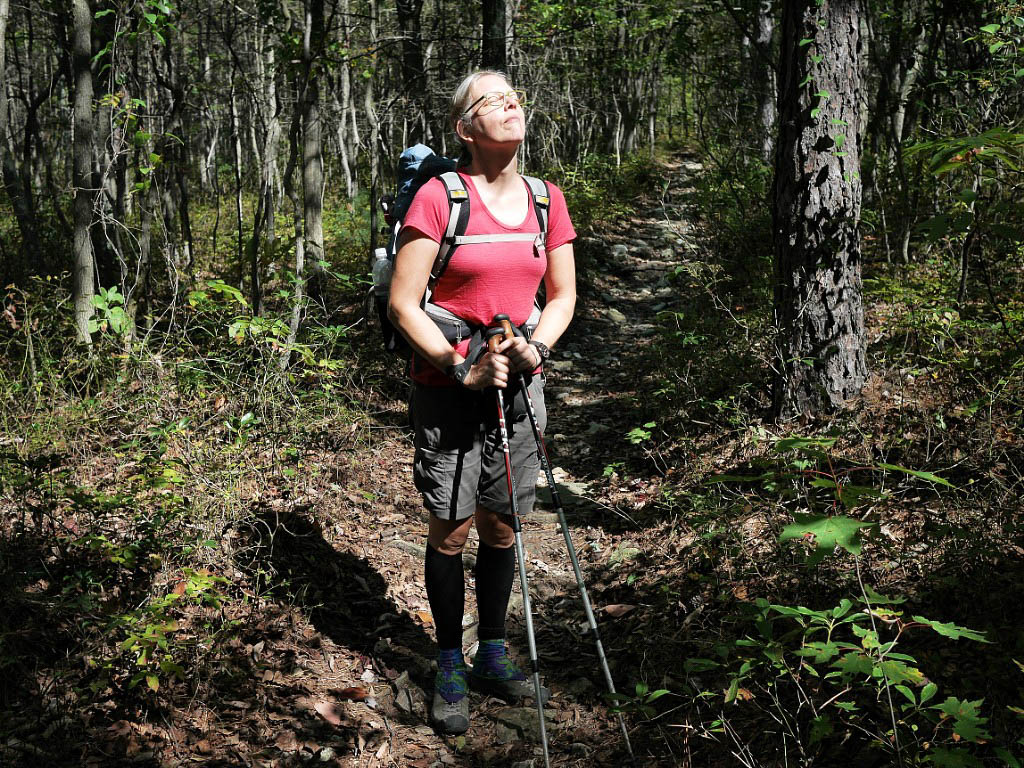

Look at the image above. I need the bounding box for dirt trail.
[33,160,708,768]
[283,158,707,767]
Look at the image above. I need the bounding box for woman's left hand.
[502,336,540,373]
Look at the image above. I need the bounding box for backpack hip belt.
[427,303,542,345]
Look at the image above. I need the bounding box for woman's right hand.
[463,350,511,390]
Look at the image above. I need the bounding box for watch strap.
[529,340,551,361]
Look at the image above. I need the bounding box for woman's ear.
[454,116,473,148]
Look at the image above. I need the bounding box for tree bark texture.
[481,0,506,71]
[772,0,867,420]
[396,0,425,88]
[754,0,777,163]
[71,0,95,345]
[0,0,41,280]
[302,0,325,306]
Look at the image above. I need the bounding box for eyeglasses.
[463,89,527,118]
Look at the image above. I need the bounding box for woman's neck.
[465,148,519,185]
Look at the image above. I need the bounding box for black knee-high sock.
[425,543,465,650]
[475,541,516,642]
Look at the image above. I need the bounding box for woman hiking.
[388,69,577,735]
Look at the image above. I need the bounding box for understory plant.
[715,588,1002,767]
[683,435,1021,766]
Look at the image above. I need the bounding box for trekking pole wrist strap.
[445,358,473,386]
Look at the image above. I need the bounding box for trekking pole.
[493,315,635,760]
[486,326,551,768]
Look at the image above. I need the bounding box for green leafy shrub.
[713,591,998,767]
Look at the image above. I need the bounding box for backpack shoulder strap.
[430,171,470,285]
[522,175,550,245]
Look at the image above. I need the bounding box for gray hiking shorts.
[410,375,547,522]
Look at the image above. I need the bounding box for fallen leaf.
[276,731,299,751]
[415,610,433,625]
[604,604,637,618]
[315,700,344,726]
[109,721,133,737]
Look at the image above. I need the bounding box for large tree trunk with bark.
[71,0,95,344]
[481,0,506,70]
[772,0,867,420]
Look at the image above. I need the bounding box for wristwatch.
[445,359,473,386]
[529,340,551,363]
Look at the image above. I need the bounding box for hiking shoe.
[431,659,469,735]
[469,641,550,704]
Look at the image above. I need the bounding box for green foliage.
[89,286,129,337]
[711,434,953,564]
[556,152,659,234]
[626,421,656,445]
[688,155,772,281]
[715,592,996,764]
[183,277,349,381]
[112,567,228,692]
[605,680,672,720]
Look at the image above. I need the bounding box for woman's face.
[462,74,525,151]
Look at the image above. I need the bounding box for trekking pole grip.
[491,313,516,342]
[486,326,505,353]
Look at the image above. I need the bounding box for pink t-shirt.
[400,173,576,385]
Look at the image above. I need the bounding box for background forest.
[1,0,1023,766]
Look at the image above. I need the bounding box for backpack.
[370,143,551,354]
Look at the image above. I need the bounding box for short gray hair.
[449,69,509,166]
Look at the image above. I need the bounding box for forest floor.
[3,153,1024,767]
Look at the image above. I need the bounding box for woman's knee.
[475,506,514,548]
[428,515,473,554]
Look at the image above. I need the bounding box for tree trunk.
[396,0,426,144]
[338,0,357,196]
[302,0,325,306]
[281,91,305,371]
[262,41,279,257]
[282,0,325,368]
[230,82,245,290]
[754,0,777,163]
[772,0,867,420]
[364,0,381,249]
[159,32,194,276]
[71,0,95,345]
[482,0,506,70]
[1,0,42,283]
[396,0,425,85]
